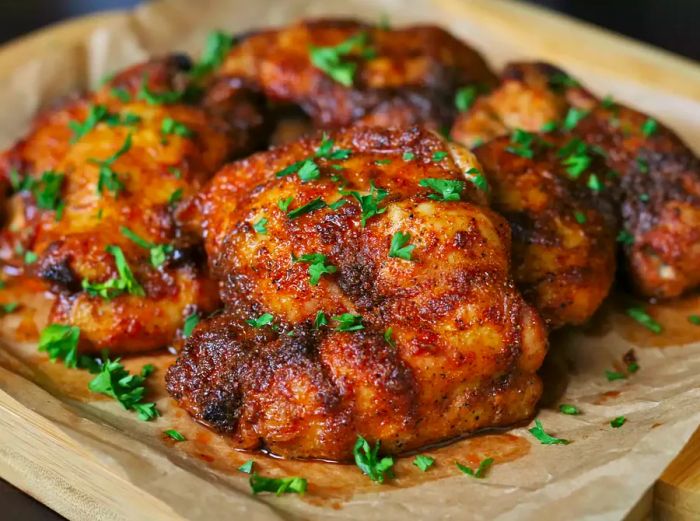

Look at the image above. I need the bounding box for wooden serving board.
[0,1,699,520]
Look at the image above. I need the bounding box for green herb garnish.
[389,231,415,261]
[182,313,200,338]
[626,307,662,333]
[455,86,478,112]
[294,253,337,285]
[528,419,570,445]
[82,244,144,299]
[641,118,657,137]
[309,31,375,87]
[562,107,589,131]
[610,416,626,428]
[353,435,394,483]
[333,313,364,332]
[247,313,274,328]
[456,457,494,478]
[249,474,307,496]
[559,404,581,415]
[506,129,535,159]
[314,311,328,329]
[413,455,435,472]
[344,182,388,227]
[120,226,173,268]
[164,429,186,441]
[287,197,326,220]
[419,178,464,201]
[191,30,235,78]
[253,217,268,234]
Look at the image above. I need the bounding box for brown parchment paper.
[1,1,700,520]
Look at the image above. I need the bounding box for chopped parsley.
[374,159,392,166]
[636,156,649,174]
[278,196,293,212]
[247,313,274,328]
[38,324,81,368]
[69,104,118,142]
[120,226,173,268]
[33,171,65,214]
[528,419,570,445]
[456,457,494,479]
[0,302,19,314]
[164,429,186,441]
[549,72,579,90]
[626,307,662,333]
[562,107,589,131]
[467,167,489,192]
[616,229,634,246]
[110,87,131,102]
[688,315,700,326]
[559,404,581,415]
[168,188,184,206]
[353,435,394,483]
[287,197,327,219]
[161,117,193,139]
[605,370,626,382]
[82,244,145,299]
[431,151,448,162]
[610,416,626,428]
[91,133,132,197]
[333,313,364,332]
[88,356,159,421]
[314,311,328,329]
[413,455,435,472]
[137,76,185,105]
[601,95,617,111]
[587,173,602,192]
[641,118,657,137]
[541,121,558,133]
[573,211,587,224]
[343,182,388,227]
[182,313,200,338]
[315,134,352,160]
[402,151,415,161]
[389,231,415,261]
[384,327,395,347]
[253,217,268,234]
[559,139,591,179]
[250,474,307,496]
[506,129,535,159]
[419,178,464,201]
[238,460,254,474]
[24,250,38,264]
[190,30,235,79]
[309,31,375,87]
[455,86,478,112]
[294,253,337,285]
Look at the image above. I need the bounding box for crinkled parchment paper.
[1,1,700,520]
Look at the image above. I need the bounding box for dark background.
[0,1,698,519]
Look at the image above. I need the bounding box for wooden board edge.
[0,386,185,521]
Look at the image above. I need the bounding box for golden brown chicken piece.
[452,62,700,299]
[0,55,266,353]
[218,19,496,130]
[167,126,547,460]
[474,134,617,329]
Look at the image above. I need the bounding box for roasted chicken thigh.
[0,55,265,353]
[452,62,700,299]
[167,126,547,460]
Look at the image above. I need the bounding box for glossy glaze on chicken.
[167,126,547,460]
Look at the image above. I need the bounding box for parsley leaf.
[455,86,478,112]
[528,419,570,445]
[23,250,38,264]
[562,107,589,131]
[278,196,293,212]
[164,429,186,441]
[88,356,159,421]
[573,211,587,224]
[110,87,131,102]
[314,311,328,329]
[688,315,700,326]
[467,167,489,192]
[605,370,626,382]
[250,474,307,496]
[610,416,626,428]
[345,182,388,227]
[333,313,364,332]
[626,307,662,333]
[69,104,118,143]
[33,171,65,213]
[191,30,235,79]
[541,121,558,133]
[641,118,657,137]
[297,159,321,182]
[294,253,337,285]
[82,244,145,299]
[559,404,581,415]
[247,313,274,328]
[587,173,602,192]
[168,188,184,206]
[38,324,81,368]
[161,117,193,139]
[389,231,415,261]
[253,217,268,234]
[506,129,535,159]
[549,72,580,90]
[402,151,415,161]
[120,226,173,268]
[91,133,132,198]
[315,134,352,160]
[238,460,254,474]
[0,302,19,314]
[287,197,327,219]
[182,313,200,338]
[419,178,464,201]
[309,31,374,87]
[137,76,185,105]
[616,229,634,245]
[432,151,448,162]
[384,327,395,347]
[413,455,435,472]
[353,435,395,483]
[456,457,494,478]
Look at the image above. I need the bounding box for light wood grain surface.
[0,1,698,520]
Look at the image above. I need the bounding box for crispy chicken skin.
[474,135,617,329]
[0,56,266,353]
[452,62,700,299]
[218,19,496,130]
[167,126,547,460]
